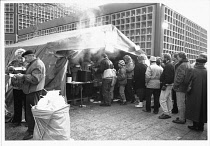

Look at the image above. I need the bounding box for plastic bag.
[32,105,70,140]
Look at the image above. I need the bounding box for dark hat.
[196,58,207,63]
[22,50,35,57]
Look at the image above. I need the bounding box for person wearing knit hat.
[123,55,135,103]
[117,60,127,105]
[5,48,27,128]
[134,54,148,108]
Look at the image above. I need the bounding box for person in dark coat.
[134,54,148,108]
[185,57,207,131]
[158,53,175,119]
[97,53,114,106]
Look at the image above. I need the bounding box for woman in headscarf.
[6,48,27,127]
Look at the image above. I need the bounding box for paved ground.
[70,100,207,140]
[5,100,207,141]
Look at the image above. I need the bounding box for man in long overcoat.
[185,56,207,131]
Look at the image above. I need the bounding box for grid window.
[5,40,14,45]
[5,3,14,12]
[4,13,14,33]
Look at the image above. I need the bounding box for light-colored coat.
[145,63,163,89]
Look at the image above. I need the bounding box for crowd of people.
[6,48,207,140]
[96,51,207,132]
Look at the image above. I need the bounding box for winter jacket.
[173,58,191,92]
[160,61,175,87]
[134,62,147,89]
[125,59,135,79]
[117,67,127,85]
[22,58,46,94]
[145,63,163,89]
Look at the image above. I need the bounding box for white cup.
[67,77,72,83]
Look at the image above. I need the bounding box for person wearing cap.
[97,53,114,106]
[20,50,46,140]
[185,55,207,131]
[158,53,175,119]
[6,48,27,127]
[134,54,148,108]
[123,55,135,103]
[144,56,163,114]
[117,60,127,105]
[172,51,191,124]
[191,53,207,68]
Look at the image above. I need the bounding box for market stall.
[5,24,144,120]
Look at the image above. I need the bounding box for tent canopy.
[5,25,144,121]
[6,24,140,52]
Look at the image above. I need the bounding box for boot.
[188,121,203,131]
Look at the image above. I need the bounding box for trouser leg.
[145,88,152,111]
[166,86,173,114]
[172,89,178,110]
[119,85,126,102]
[160,86,173,115]
[102,79,112,105]
[159,90,168,114]
[153,89,160,113]
[125,79,135,101]
[13,89,24,123]
[110,85,115,100]
[136,88,146,102]
[176,92,186,121]
[26,91,42,134]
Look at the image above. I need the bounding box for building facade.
[6,3,207,63]
[4,3,78,45]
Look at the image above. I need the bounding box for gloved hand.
[161,86,166,91]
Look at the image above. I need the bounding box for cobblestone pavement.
[4,100,208,141]
[70,101,207,141]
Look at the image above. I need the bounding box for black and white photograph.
[1,0,209,145]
